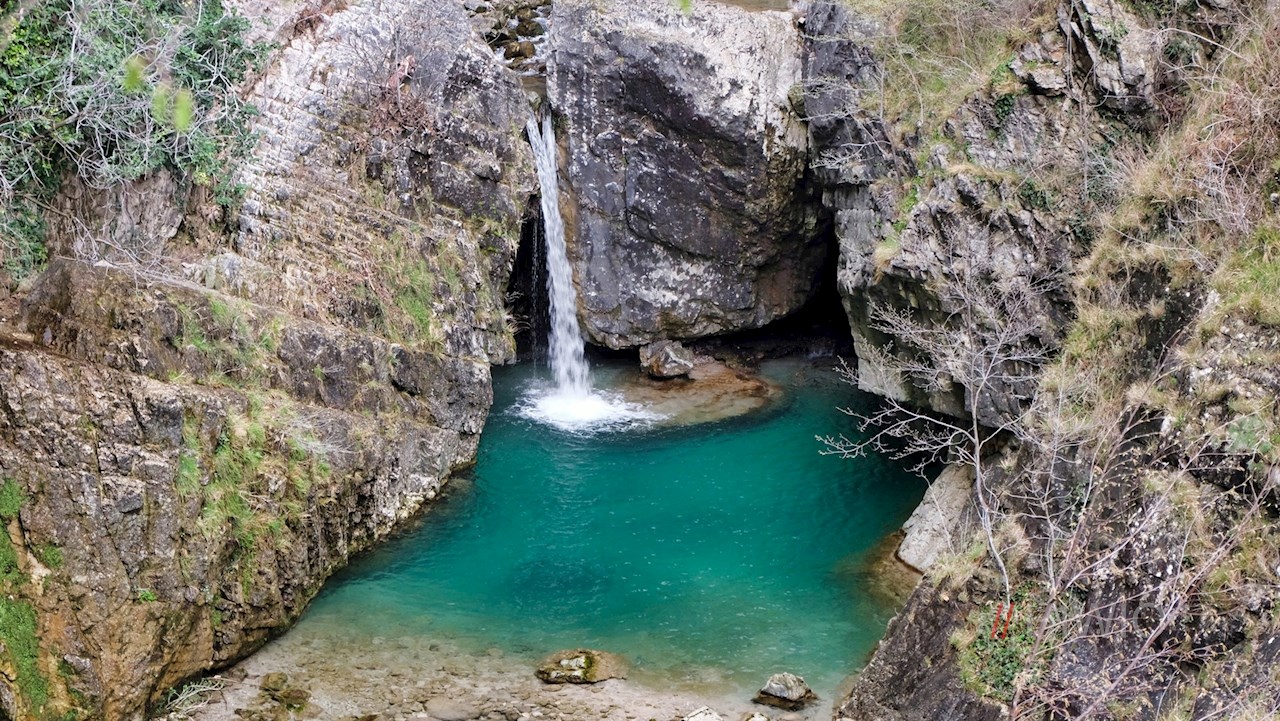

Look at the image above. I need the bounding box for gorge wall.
[0,0,532,717]
[799,0,1280,717]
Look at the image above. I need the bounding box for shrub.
[0,0,269,278]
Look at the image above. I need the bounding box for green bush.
[1,0,269,279]
[955,592,1043,702]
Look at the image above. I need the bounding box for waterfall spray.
[525,115,590,397]
[519,114,659,432]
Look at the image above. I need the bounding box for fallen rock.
[753,672,816,710]
[424,697,481,720]
[739,713,771,721]
[682,708,725,721]
[535,649,627,684]
[639,340,696,378]
[898,464,975,572]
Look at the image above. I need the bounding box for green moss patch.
[0,597,49,712]
[0,478,25,519]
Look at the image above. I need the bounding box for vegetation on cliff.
[0,0,266,283]
[831,0,1280,716]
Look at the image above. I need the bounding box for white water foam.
[523,115,664,432]
[515,383,661,434]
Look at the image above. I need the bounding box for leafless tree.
[820,237,1061,601]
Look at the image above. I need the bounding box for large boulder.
[753,672,816,710]
[547,0,825,348]
[639,340,696,378]
[535,649,628,684]
[898,465,975,572]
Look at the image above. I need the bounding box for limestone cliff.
[546,0,825,348]
[803,0,1280,716]
[0,1,533,718]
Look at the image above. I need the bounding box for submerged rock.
[273,688,311,708]
[423,697,481,720]
[535,649,627,684]
[259,672,289,694]
[639,340,696,378]
[753,672,816,710]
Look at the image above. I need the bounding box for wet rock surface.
[618,358,781,426]
[639,340,696,378]
[547,0,825,347]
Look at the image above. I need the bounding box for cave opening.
[508,200,551,363]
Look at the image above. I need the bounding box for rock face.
[836,584,1002,721]
[825,0,1280,717]
[547,0,825,348]
[639,340,696,378]
[0,1,533,719]
[805,0,1074,426]
[752,672,816,710]
[1064,0,1161,112]
[535,649,627,684]
[897,465,974,572]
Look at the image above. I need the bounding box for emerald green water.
[297,359,925,702]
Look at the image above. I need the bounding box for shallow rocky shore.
[183,634,829,721]
[181,520,923,721]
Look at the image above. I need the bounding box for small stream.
[291,358,925,706]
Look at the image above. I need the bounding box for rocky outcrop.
[828,0,1280,716]
[0,1,533,718]
[1063,0,1161,112]
[546,0,825,348]
[806,0,1078,425]
[835,584,1002,721]
[897,465,974,573]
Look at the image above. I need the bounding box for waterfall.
[519,115,659,433]
[526,115,590,397]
